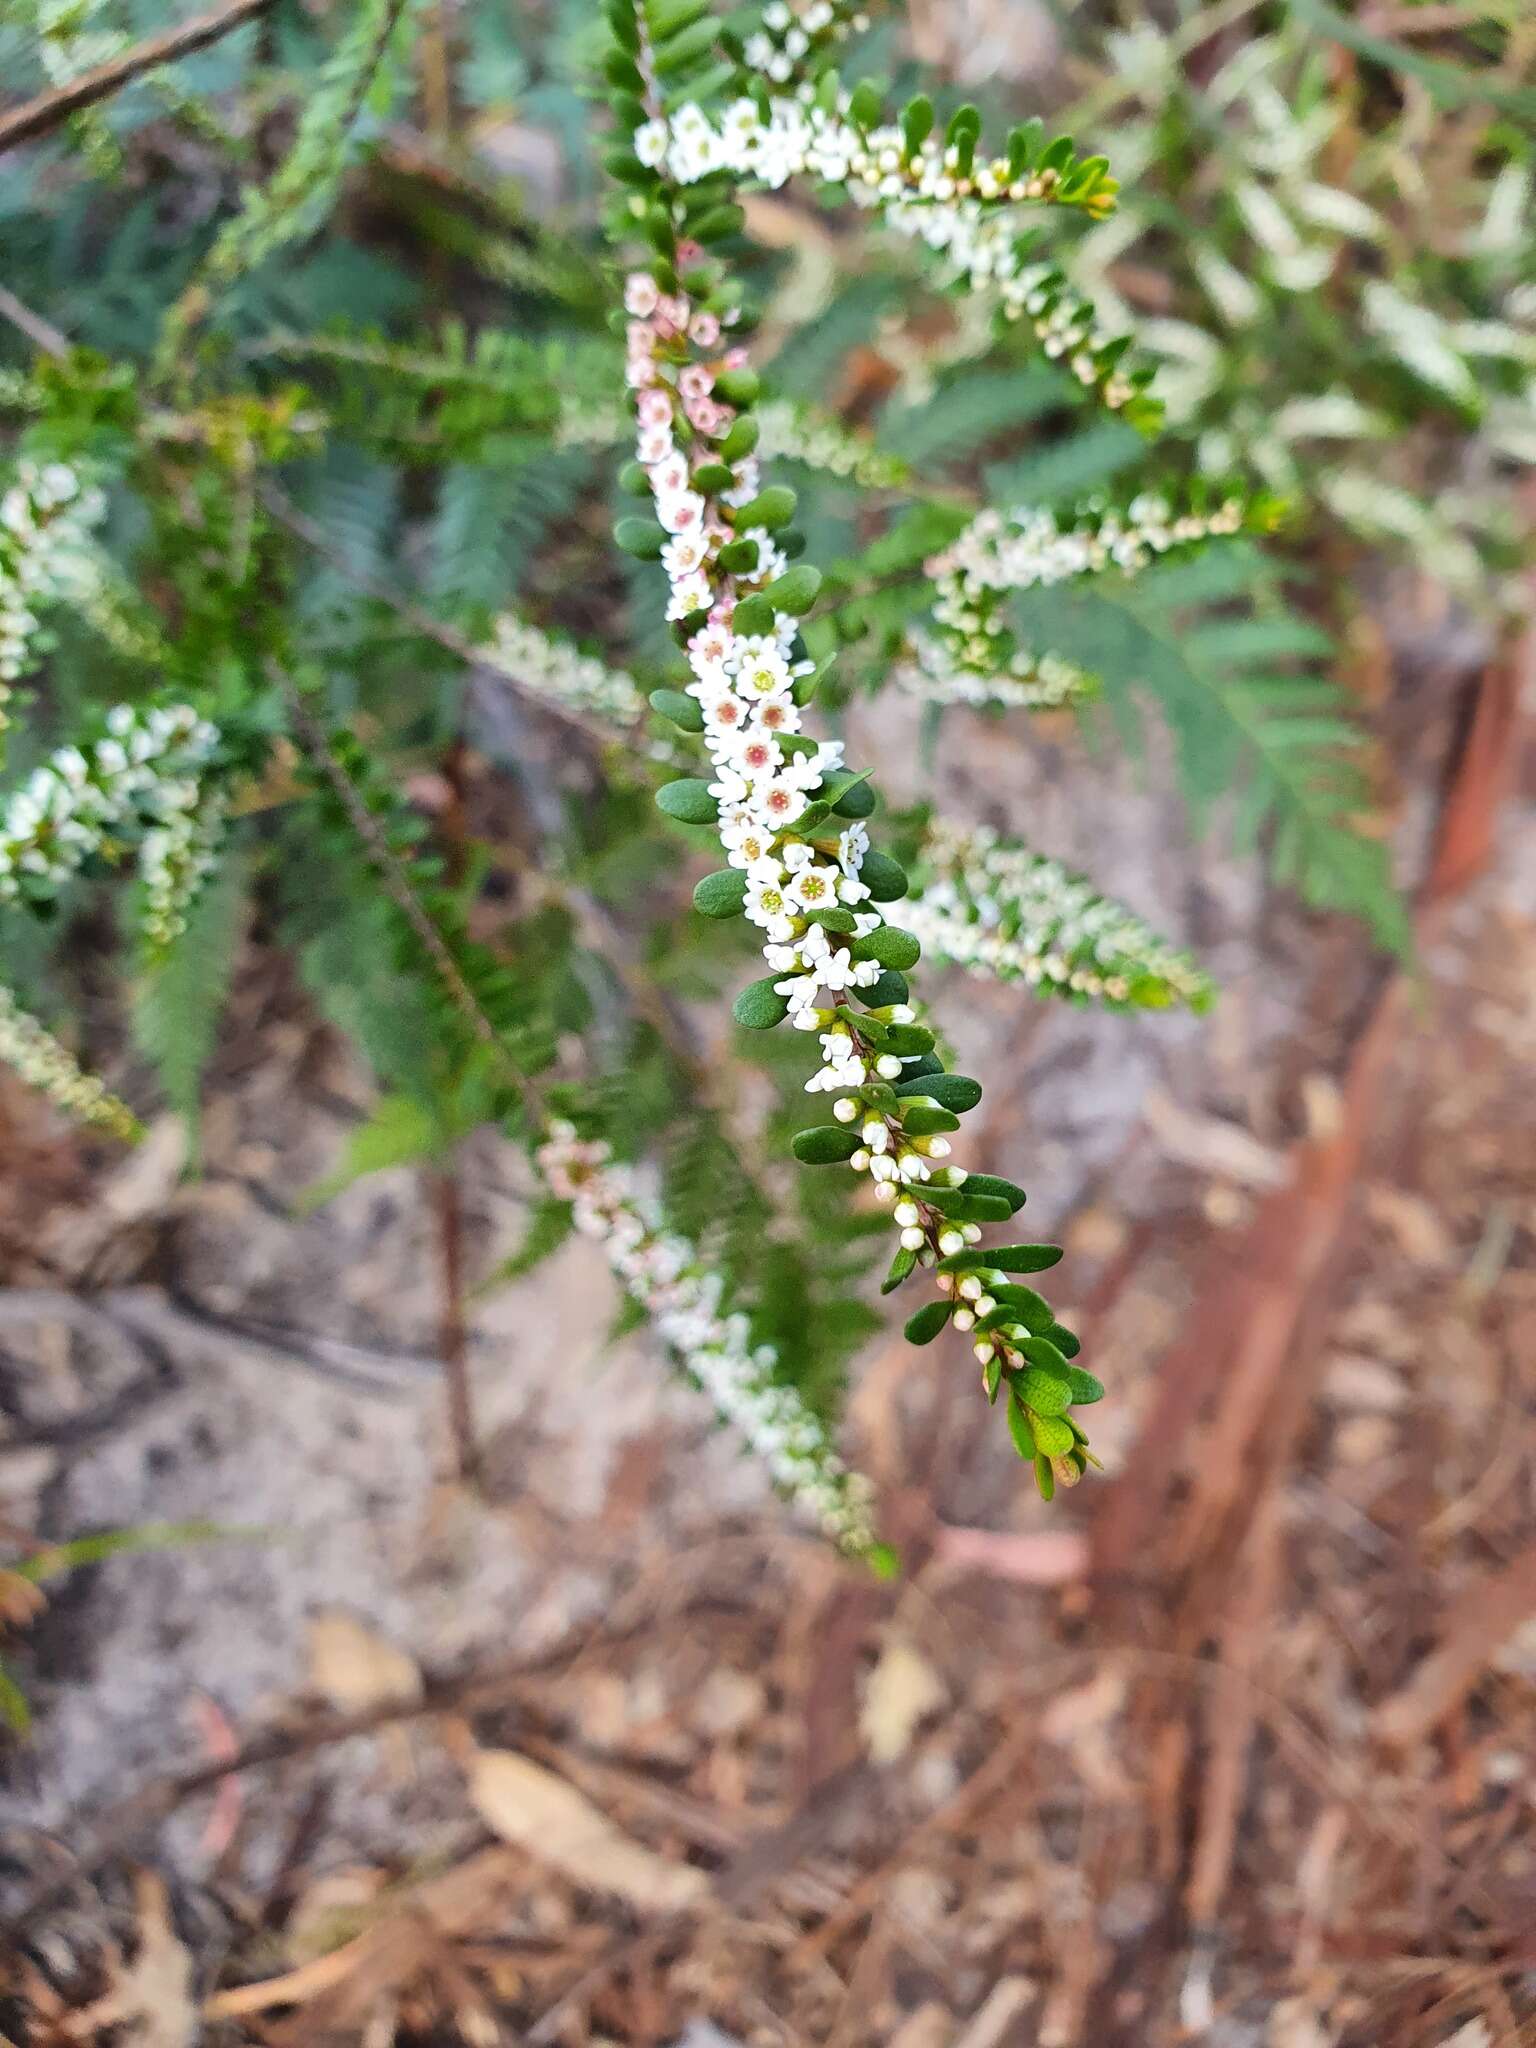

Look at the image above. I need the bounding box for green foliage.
[4,0,1495,1550]
[129,844,248,1160]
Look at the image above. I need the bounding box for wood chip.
[468,1747,709,1911]
[64,1870,195,2047]
[306,1610,424,1713]
[860,1634,946,1765]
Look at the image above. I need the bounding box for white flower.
[633,119,669,168]
[751,776,808,828]
[745,869,798,941]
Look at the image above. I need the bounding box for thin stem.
[0,287,69,360]
[0,0,278,157]
[272,665,542,1122]
[427,1164,479,1484]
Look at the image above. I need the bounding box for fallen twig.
[0,0,277,157]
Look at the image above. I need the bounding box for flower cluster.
[626,274,958,1152]
[739,0,870,87]
[0,460,108,730]
[916,490,1248,708]
[907,819,1215,1012]
[482,612,648,727]
[537,1123,875,1549]
[628,93,1152,421]
[0,984,141,1142]
[560,391,907,488]
[0,703,222,947]
[896,631,1093,712]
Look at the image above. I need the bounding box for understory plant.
[2,0,1476,1560]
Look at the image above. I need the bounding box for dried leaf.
[468,1747,709,1910]
[860,1634,946,1765]
[307,1610,423,1713]
[65,1871,195,2047]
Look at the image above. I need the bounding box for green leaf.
[714,367,760,408]
[852,926,920,970]
[655,777,719,824]
[734,485,796,529]
[1008,577,1405,948]
[1018,1367,1072,1415]
[1006,1389,1036,1462]
[904,1298,953,1345]
[476,1196,576,1291]
[732,592,776,636]
[957,1171,1027,1215]
[987,1284,1055,1331]
[922,1186,1014,1222]
[693,868,748,917]
[765,564,822,615]
[859,849,908,901]
[614,515,667,558]
[881,1245,918,1293]
[733,975,790,1029]
[900,1104,959,1136]
[301,1093,446,1210]
[650,688,705,732]
[130,850,247,1166]
[892,1073,982,1113]
[860,969,908,1007]
[792,1124,862,1164]
[1018,1333,1073,1378]
[1063,1364,1105,1404]
[1029,1412,1076,1458]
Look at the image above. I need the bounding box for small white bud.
[938,1228,964,1256]
[973,1340,995,1365]
[976,1295,996,1317]
[926,1137,951,1159]
[952,1307,975,1331]
[833,1097,859,1123]
[873,1178,897,1204]
[900,1226,925,1251]
[849,1147,871,1171]
[962,1223,982,1243]
[894,1200,919,1227]
[958,1275,983,1301]
[875,1054,903,1079]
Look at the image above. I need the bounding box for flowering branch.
[538,1124,878,1553]
[0,461,107,745]
[0,703,224,951]
[906,820,1215,1013]
[0,985,141,1142]
[606,0,1107,1497]
[615,78,1159,427]
[901,485,1275,711]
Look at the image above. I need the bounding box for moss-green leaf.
[892,1072,982,1113]
[852,926,920,970]
[613,516,666,558]
[649,688,705,732]
[904,1298,953,1345]
[959,1171,1027,1215]
[655,777,719,824]
[792,1124,862,1164]
[765,564,822,615]
[732,975,789,1029]
[693,868,748,917]
[859,849,908,901]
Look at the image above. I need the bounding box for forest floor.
[1,624,1535,2047]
